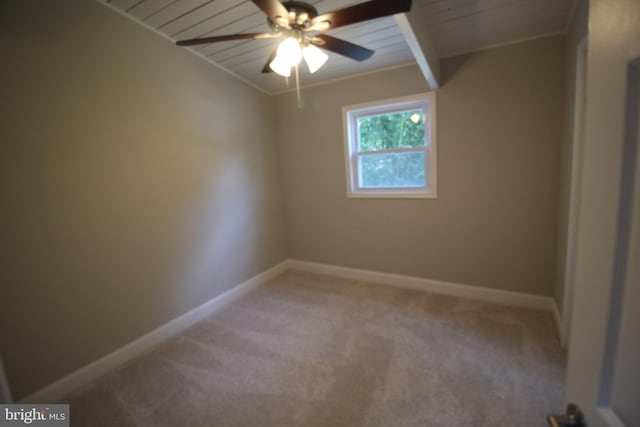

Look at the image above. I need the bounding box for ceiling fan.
[176,0,412,77]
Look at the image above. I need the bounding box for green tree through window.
[358,110,425,151]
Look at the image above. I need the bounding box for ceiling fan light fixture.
[303,44,328,73]
[176,0,414,86]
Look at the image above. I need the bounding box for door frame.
[593,55,640,427]
[561,35,588,347]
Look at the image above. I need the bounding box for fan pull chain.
[295,65,304,108]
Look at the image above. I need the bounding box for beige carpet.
[65,270,565,426]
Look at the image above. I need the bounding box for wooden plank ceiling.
[101,0,575,94]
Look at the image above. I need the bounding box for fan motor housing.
[269,1,319,30]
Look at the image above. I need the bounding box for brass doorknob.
[547,403,585,427]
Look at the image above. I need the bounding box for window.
[342,93,437,198]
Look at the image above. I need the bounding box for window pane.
[359,151,425,188]
[357,110,425,151]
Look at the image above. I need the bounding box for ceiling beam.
[394,5,440,90]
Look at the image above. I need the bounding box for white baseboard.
[21,260,289,404]
[551,300,566,348]
[287,259,555,311]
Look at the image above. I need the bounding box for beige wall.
[0,0,286,400]
[276,36,565,296]
[554,0,589,314]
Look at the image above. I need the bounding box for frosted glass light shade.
[269,55,291,77]
[303,45,328,73]
[277,37,302,66]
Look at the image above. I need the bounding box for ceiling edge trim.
[94,0,271,96]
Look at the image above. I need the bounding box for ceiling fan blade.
[312,34,374,62]
[251,0,289,25]
[261,47,278,73]
[311,0,412,31]
[176,33,276,46]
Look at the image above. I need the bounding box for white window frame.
[342,92,437,199]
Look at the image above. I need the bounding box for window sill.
[347,190,437,199]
